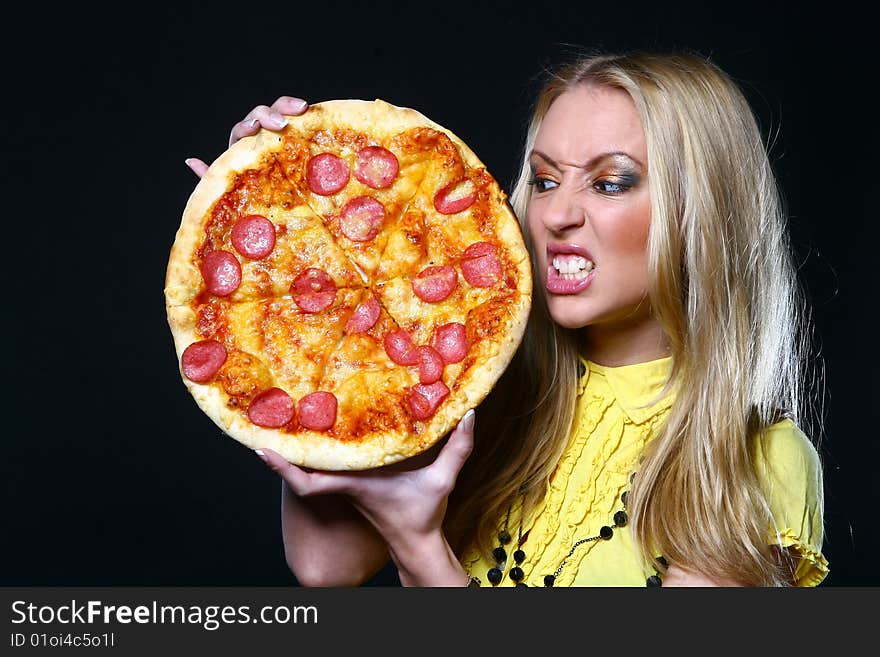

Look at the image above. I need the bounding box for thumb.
[430,409,475,480]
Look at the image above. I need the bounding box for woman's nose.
[539,188,586,233]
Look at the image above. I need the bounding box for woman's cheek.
[527,219,546,279]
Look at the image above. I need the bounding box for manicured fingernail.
[292,99,307,112]
[184,158,194,167]
[247,118,259,128]
[270,113,288,128]
[254,449,268,462]
[461,409,475,432]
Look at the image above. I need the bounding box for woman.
[187,51,828,587]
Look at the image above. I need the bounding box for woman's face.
[528,83,652,332]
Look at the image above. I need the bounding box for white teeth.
[552,255,594,275]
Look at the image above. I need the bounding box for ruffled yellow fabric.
[754,419,830,586]
[772,528,830,587]
[460,356,829,587]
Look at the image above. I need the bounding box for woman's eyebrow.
[529,149,644,169]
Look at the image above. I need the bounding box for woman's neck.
[581,315,670,367]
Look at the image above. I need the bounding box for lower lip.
[545,265,596,294]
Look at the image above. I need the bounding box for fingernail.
[184,158,194,168]
[292,99,307,112]
[247,118,259,128]
[461,409,475,432]
[254,449,268,462]
[271,113,288,128]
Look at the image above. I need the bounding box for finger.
[429,409,475,480]
[254,448,329,496]
[229,104,288,147]
[255,448,353,497]
[229,115,261,147]
[184,158,209,178]
[270,96,309,116]
[249,104,289,130]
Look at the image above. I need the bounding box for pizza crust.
[283,99,488,169]
[165,129,298,306]
[166,98,532,470]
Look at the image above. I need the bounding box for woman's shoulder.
[752,418,822,480]
[752,418,828,586]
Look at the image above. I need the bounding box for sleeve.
[753,419,829,586]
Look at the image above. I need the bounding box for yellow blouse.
[460,356,829,587]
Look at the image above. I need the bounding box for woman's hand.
[256,409,476,586]
[185,95,309,178]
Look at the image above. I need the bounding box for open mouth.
[551,254,595,280]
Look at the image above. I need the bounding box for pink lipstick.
[545,243,596,294]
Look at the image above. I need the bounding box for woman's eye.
[527,177,557,193]
[594,180,630,194]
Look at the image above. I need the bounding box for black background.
[3,1,876,587]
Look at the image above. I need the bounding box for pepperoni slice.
[411,265,457,303]
[231,214,276,259]
[384,329,419,365]
[297,391,338,431]
[406,391,432,420]
[181,340,227,383]
[291,268,337,313]
[463,241,497,260]
[432,323,467,364]
[433,178,477,214]
[247,388,295,428]
[200,250,242,296]
[340,196,385,242]
[406,381,450,420]
[354,146,399,189]
[307,153,350,195]
[461,241,502,288]
[345,295,381,334]
[416,346,444,384]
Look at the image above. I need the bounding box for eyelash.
[526,176,633,195]
[526,176,556,193]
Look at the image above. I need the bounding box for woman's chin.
[546,305,595,330]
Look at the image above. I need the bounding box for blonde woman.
[187,51,827,587]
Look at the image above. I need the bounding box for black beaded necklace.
[480,481,665,587]
[468,360,666,588]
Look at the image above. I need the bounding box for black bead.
[544,575,556,587]
[487,568,503,585]
[599,525,613,539]
[614,510,628,527]
[577,361,586,378]
[498,530,511,545]
[492,547,507,563]
[513,549,526,564]
[646,575,663,587]
[656,556,668,568]
[621,491,628,507]
[516,582,529,587]
[510,566,524,582]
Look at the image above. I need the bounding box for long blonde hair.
[445,51,820,586]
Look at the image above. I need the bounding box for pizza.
[164,99,532,470]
